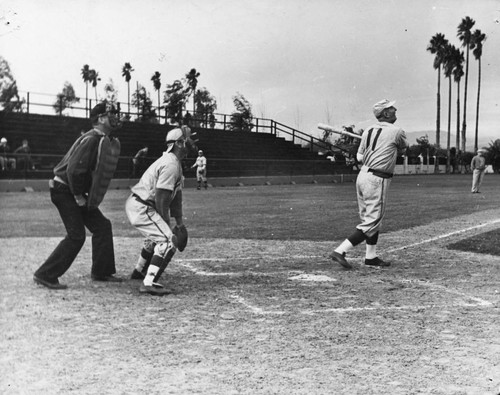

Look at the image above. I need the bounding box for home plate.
[288,273,337,282]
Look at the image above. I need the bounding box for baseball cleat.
[130,269,146,280]
[329,251,352,269]
[364,257,390,267]
[33,274,68,290]
[139,283,170,296]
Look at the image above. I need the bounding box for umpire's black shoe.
[329,251,352,269]
[91,274,123,282]
[33,274,68,290]
[130,269,145,280]
[364,257,390,267]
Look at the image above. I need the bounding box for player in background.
[34,101,122,289]
[330,99,409,269]
[470,148,487,193]
[125,126,195,296]
[191,149,208,190]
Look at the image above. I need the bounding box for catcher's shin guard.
[152,248,176,283]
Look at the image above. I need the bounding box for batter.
[330,99,409,269]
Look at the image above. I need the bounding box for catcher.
[191,149,208,190]
[125,126,194,296]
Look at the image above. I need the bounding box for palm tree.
[457,16,475,152]
[427,33,448,149]
[185,68,200,116]
[151,71,161,120]
[81,64,91,116]
[470,29,486,153]
[452,49,464,153]
[121,62,134,116]
[88,69,100,102]
[443,43,457,173]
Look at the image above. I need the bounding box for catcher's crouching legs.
[130,239,156,280]
[139,241,176,296]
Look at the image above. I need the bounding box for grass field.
[1,174,500,394]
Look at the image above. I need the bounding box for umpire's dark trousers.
[34,181,116,281]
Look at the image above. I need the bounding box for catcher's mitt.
[172,224,188,252]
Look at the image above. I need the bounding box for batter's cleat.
[91,274,123,282]
[364,257,390,267]
[139,283,170,296]
[33,274,68,290]
[329,251,352,269]
[130,269,146,280]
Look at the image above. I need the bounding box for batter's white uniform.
[355,122,408,237]
[125,151,183,244]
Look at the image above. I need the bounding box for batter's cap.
[373,99,396,118]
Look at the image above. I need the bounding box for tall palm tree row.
[426,33,449,149]
[121,62,134,115]
[457,16,475,153]
[470,29,486,153]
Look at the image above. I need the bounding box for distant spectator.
[132,146,149,177]
[471,148,487,194]
[14,139,34,170]
[0,137,16,171]
[191,149,208,190]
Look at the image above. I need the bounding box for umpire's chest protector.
[87,136,121,208]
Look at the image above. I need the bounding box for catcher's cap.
[0,137,7,144]
[165,128,185,153]
[373,99,396,118]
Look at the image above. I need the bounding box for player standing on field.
[330,99,409,269]
[125,126,195,296]
[191,149,208,190]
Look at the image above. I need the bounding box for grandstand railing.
[9,91,347,156]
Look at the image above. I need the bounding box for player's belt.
[368,168,393,179]
[132,193,155,208]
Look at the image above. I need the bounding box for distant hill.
[406,130,497,151]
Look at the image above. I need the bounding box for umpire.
[330,99,409,269]
[33,101,123,289]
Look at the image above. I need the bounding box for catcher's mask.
[166,126,198,154]
[90,101,123,131]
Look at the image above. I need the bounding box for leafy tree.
[164,80,188,124]
[81,64,91,116]
[470,29,486,153]
[229,92,253,132]
[185,68,200,115]
[121,62,134,115]
[0,56,24,112]
[427,33,448,149]
[53,82,80,115]
[487,139,500,173]
[151,71,161,118]
[132,84,157,123]
[194,87,217,127]
[457,16,475,153]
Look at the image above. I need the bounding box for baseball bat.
[317,123,362,140]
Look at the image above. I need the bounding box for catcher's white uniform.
[125,151,183,244]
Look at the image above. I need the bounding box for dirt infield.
[1,177,500,394]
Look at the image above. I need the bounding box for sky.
[1,0,499,148]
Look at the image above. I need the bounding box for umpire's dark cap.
[90,101,118,122]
